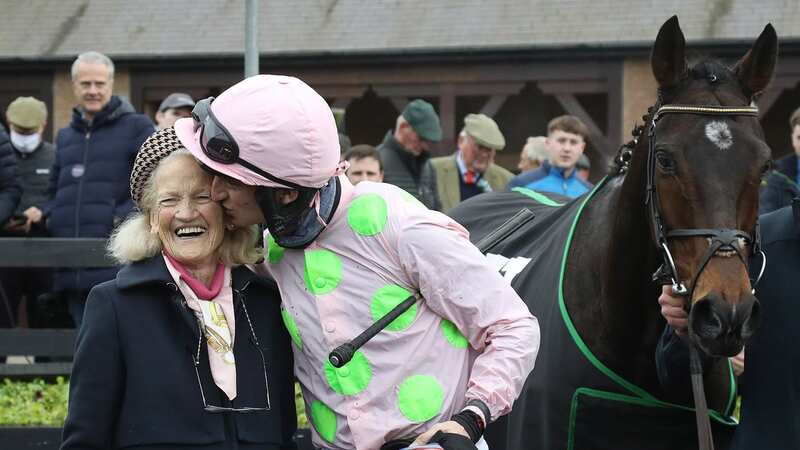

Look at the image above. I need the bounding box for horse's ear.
[733,24,778,98]
[651,16,688,88]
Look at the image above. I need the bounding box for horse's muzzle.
[688,293,760,357]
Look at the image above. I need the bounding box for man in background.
[516,136,548,174]
[420,114,512,212]
[343,144,383,185]
[760,106,800,213]
[506,115,592,198]
[0,97,56,328]
[154,92,195,130]
[377,99,441,199]
[47,51,155,327]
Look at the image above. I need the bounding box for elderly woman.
[61,128,296,450]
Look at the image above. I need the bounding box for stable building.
[2,1,800,178]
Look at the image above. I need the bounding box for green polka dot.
[400,190,426,208]
[397,375,444,422]
[310,400,337,443]
[280,308,302,349]
[303,249,342,295]
[347,194,388,236]
[323,350,372,396]
[267,234,285,264]
[440,319,469,348]
[370,285,416,331]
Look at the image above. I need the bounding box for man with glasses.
[419,114,512,212]
[175,75,539,450]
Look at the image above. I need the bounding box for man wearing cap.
[47,51,155,327]
[0,97,55,329]
[376,99,442,200]
[174,75,539,450]
[155,92,195,130]
[419,114,513,212]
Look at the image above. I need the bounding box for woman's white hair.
[108,151,262,266]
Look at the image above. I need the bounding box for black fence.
[0,238,313,450]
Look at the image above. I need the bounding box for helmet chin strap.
[257,177,341,249]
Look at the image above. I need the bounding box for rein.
[645,104,766,450]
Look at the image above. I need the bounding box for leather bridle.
[645,104,767,450]
[646,104,767,301]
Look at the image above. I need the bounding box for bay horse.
[449,16,777,450]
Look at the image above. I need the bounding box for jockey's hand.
[658,285,688,337]
[411,421,469,446]
[730,349,745,377]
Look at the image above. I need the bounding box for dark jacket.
[13,140,55,215]
[61,255,297,450]
[0,126,22,224]
[759,170,799,214]
[376,130,429,200]
[773,152,798,185]
[656,202,800,450]
[47,96,155,292]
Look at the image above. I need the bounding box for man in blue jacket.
[506,115,593,198]
[47,51,154,327]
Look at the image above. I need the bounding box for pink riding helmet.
[174,74,341,189]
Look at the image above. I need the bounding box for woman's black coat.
[61,255,297,450]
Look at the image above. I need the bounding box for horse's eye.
[655,151,675,173]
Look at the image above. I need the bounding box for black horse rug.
[448,186,738,450]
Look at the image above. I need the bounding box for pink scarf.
[163,252,225,300]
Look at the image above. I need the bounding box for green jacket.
[419,154,513,212]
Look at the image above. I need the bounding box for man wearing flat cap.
[155,92,195,130]
[420,114,513,212]
[377,99,442,200]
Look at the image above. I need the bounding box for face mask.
[257,177,341,249]
[10,131,41,154]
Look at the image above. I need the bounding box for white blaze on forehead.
[705,121,734,150]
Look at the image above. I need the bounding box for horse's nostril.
[689,297,724,340]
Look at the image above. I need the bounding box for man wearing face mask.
[0,97,55,330]
[3,97,54,235]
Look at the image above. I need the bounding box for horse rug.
[448,186,737,450]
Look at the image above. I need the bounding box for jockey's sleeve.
[397,214,540,421]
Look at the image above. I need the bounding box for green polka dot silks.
[370,285,416,331]
[397,374,445,422]
[303,249,342,295]
[310,400,337,443]
[347,194,388,236]
[266,234,285,264]
[323,350,373,396]
[280,308,302,349]
[441,319,469,348]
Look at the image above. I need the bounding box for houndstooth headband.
[130,127,185,208]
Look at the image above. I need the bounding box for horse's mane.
[608,58,736,176]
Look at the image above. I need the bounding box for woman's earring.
[226,223,237,231]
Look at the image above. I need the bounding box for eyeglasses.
[191,97,304,190]
[190,295,271,414]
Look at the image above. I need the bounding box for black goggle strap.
[192,97,307,191]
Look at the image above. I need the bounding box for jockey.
[175,75,540,450]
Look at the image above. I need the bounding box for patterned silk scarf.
[163,253,237,400]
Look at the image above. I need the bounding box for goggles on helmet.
[192,97,304,190]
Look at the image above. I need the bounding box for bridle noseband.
[646,104,767,300]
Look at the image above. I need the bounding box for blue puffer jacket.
[0,126,22,224]
[47,96,155,292]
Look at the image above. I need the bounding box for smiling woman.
[61,128,297,450]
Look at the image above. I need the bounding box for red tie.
[465,170,476,184]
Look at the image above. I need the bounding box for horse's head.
[649,17,777,357]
